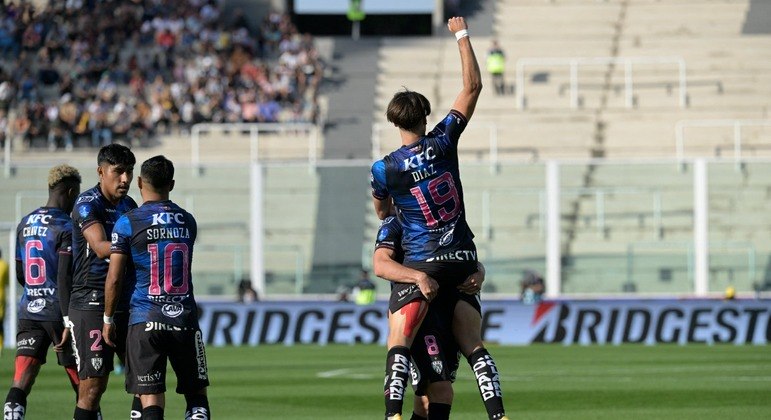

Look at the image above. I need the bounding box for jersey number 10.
[148,243,190,295]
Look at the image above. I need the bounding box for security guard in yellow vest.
[487,39,506,95]
[353,269,376,305]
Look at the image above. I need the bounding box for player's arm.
[57,252,73,321]
[372,197,392,220]
[102,252,127,347]
[373,247,438,301]
[448,16,482,122]
[370,161,392,220]
[82,223,112,259]
[458,261,485,295]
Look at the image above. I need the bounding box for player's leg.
[425,381,453,420]
[168,327,210,420]
[138,394,165,420]
[3,320,51,420]
[411,395,429,420]
[385,283,429,420]
[49,319,81,397]
[125,324,170,419]
[70,309,113,420]
[453,297,507,420]
[113,312,143,419]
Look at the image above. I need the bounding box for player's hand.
[55,327,70,353]
[102,322,116,347]
[458,269,484,295]
[447,16,468,34]
[416,273,439,302]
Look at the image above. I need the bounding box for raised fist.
[447,16,468,33]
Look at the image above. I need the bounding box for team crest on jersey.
[27,298,46,313]
[432,360,443,374]
[79,205,91,219]
[439,229,454,247]
[91,357,103,371]
[377,227,389,242]
[111,233,118,244]
[162,303,184,318]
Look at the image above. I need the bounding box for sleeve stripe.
[449,109,468,123]
[372,191,389,200]
[80,220,99,230]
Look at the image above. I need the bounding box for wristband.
[63,315,70,325]
[103,314,113,324]
[455,29,469,41]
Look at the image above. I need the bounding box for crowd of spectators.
[0,0,325,151]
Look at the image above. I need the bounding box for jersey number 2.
[148,243,190,295]
[409,172,461,228]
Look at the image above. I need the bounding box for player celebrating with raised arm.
[68,144,142,420]
[103,155,210,420]
[4,165,81,420]
[370,17,507,420]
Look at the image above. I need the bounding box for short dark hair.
[97,144,136,167]
[141,155,175,190]
[386,89,431,131]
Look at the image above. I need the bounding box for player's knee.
[79,380,107,407]
[12,356,41,391]
[426,382,453,404]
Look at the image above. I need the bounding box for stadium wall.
[197,298,771,347]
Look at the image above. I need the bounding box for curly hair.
[48,164,81,189]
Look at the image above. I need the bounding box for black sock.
[468,348,506,420]
[142,405,164,420]
[73,406,100,420]
[184,394,210,420]
[4,387,27,419]
[131,395,143,419]
[384,346,410,417]
[410,413,428,420]
[427,402,451,420]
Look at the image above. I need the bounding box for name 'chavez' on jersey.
[15,207,72,321]
[110,200,199,328]
[371,110,476,263]
[70,184,138,311]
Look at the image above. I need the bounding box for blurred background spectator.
[520,269,544,304]
[0,0,324,151]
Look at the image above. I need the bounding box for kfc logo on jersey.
[402,146,436,170]
[26,214,52,224]
[27,298,46,313]
[162,303,184,318]
[152,212,186,225]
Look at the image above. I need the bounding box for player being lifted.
[4,165,81,420]
[370,17,507,420]
[68,144,142,420]
[103,155,210,420]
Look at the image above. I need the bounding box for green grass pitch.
[1,344,770,419]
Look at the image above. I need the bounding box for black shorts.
[69,308,129,379]
[125,322,210,395]
[409,307,461,396]
[15,319,76,366]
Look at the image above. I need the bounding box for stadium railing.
[675,119,771,169]
[515,56,688,109]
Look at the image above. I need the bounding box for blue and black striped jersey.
[15,207,72,321]
[370,110,476,263]
[71,184,137,311]
[111,200,199,327]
